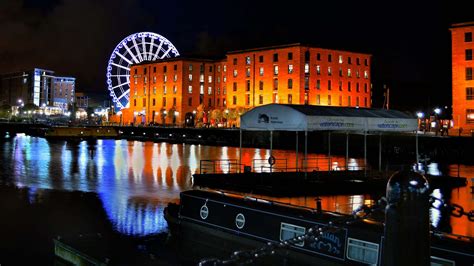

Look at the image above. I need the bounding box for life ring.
[268,155,276,166]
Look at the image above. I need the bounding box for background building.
[120,44,371,126]
[0,68,75,113]
[451,22,474,134]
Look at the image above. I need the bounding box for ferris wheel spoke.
[160,47,172,59]
[111,62,131,71]
[110,74,130,77]
[132,38,144,62]
[116,89,130,101]
[141,36,148,61]
[114,51,133,65]
[152,39,164,60]
[110,82,130,90]
[148,38,155,61]
[123,43,140,64]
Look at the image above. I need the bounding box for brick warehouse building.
[119,43,371,126]
[451,22,474,134]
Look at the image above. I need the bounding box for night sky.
[1,0,473,112]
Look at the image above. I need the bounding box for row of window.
[465,32,473,42]
[235,52,369,66]
[232,79,370,92]
[230,65,369,79]
[133,96,226,109]
[228,94,369,107]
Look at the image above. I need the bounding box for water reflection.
[0,135,472,237]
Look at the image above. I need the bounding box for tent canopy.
[240,104,417,132]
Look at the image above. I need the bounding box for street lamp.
[434,108,441,115]
[416,112,424,119]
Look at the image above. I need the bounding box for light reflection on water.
[1,135,472,237]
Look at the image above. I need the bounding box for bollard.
[315,197,322,213]
[382,170,430,266]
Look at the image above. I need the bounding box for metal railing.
[252,158,288,173]
[199,159,242,174]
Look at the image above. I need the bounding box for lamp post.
[416,112,424,133]
[434,108,441,136]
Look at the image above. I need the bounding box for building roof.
[226,43,372,56]
[240,104,417,132]
[450,21,474,29]
[132,56,220,67]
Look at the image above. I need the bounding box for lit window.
[223,76,227,83]
[223,87,226,95]
[288,79,293,89]
[288,94,292,104]
[189,74,192,81]
[189,64,193,71]
[316,80,321,90]
[217,65,221,72]
[174,74,178,81]
[346,238,379,265]
[328,67,332,76]
[338,55,343,64]
[144,86,147,95]
[246,56,251,65]
[356,70,360,78]
[274,65,279,75]
[364,70,368,79]
[304,63,309,74]
[259,67,264,76]
[200,84,204,94]
[288,64,294,74]
[200,74,204,82]
[134,78,137,85]
[164,75,167,82]
[153,87,156,94]
[233,70,238,77]
[316,95,321,104]
[316,65,321,75]
[246,68,251,77]
[223,65,227,72]
[328,95,331,105]
[208,87,212,95]
[153,76,156,83]
[217,77,220,83]
[348,69,352,77]
[173,85,177,94]
[208,76,212,83]
[188,85,192,93]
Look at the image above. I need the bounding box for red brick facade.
[120,44,371,126]
[451,22,474,133]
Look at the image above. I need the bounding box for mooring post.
[383,170,430,266]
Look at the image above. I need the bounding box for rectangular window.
[304,63,309,74]
[328,80,331,90]
[188,97,192,106]
[223,98,227,106]
[233,82,237,91]
[163,85,167,94]
[328,67,332,76]
[223,65,227,72]
[317,53,321,61]
[339,68,343,77]
[217,65,221,72]
[304,76,309,90]
[288,78,293,89]
[364,59,368,66]
[328,95,331,105]
[304,51,310,62]
[188,85,192,93]
[348,96,351,106]
[288,94,292,104]
[173,74,178,81]
[153,86,156,94]
[144,67,147,74]
[217,98,220,106]
[328,54,332,62]
[208,76,212,83]
[259,67,264,76]
[338,55,343,64]
[364,97,368,107]
[233,58,237,65]
[245,94,250,105]
[200,84,204,94]
[163,66,167,73]
[152,98,156,106]
[348,81,351,91]
[246,56,251,65]
[233,96,237,105]
[339,81,343,91]
[356,97,360,107]
[466,49,473,60]
[356,58,360,65]
[174,64,178,71]
[223,87,226,95]
[189,74,192,81]
[217,88,220,95]
[134,99,137,106]
[316,80,321,89]
[246,68,251,77]
[200,65,204,73]
[134,68,137,74]
[316,65,321,75]
[273,79,278,90]
[208,87,212,95]
[467,87,474,100]
[348,57,352,64]
[259,55,264,63]
[356,83,360,92]
[288,64,294,74]
[173,85,177,94]
[173,97,176,106]
[246,80,250,91]
[208,98,211,107]
[364,70,369,79]
[233,69,238,77]
[467,67,473,80]
[339,95,342,106]
[316,95,320,104]
[466,32,473,42]
[164,75,167,82]
[273,53,279,62]
[356,70,360,78]
[209,66,212,72]
[217,77,220,83]
[259,81,264,90]
[162,97,166,107]
[348,69,352,77]
[153,67,156,73]
[274,65,279,75]
[189,64,193,71]
[153,76,156,83]
[346,238,379,265]
[288,52,293,60]
[259,95,263,104]
[144,86,147,95]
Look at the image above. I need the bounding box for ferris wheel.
[106,32,180,109]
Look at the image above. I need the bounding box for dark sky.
[1,0,473,111]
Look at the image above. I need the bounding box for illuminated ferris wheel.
[106,32,180,109]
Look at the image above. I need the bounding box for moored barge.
[165,189,474,265]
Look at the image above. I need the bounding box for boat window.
[200,204,209,220]
[280,223,305,247]
[346,238,379,265]
[235,213,245,229]
[430,256,455,266]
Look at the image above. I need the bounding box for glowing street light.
[416,112,424,119]
[434,108,441,115]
